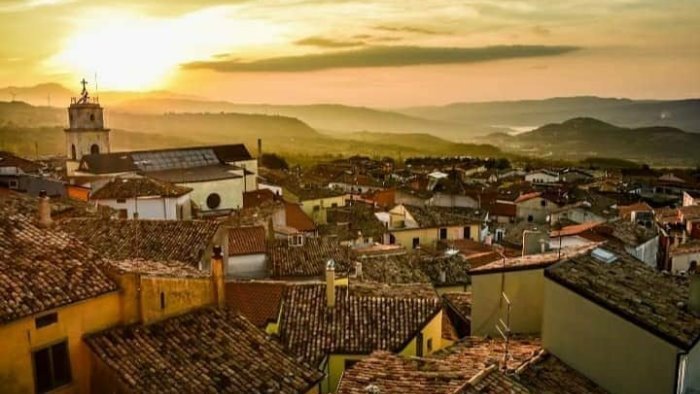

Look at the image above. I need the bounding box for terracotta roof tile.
[107,259,208,279]
[284,201,316,232]
[228,226,266,256]
[225,281,286,327]
[85,307,322,393]
[0,151,42,173]
[59,218,221,268]
[267,237,352,278]
[280,283,441,366]
[514,350,608,393]
[470,243,599,275]
[0,212,118,324]
[243,188,277,209]
[90,177,192,200]
[545,248,700,350]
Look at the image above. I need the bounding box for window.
[439,228,448,240]
[344,359,360,370]
[389,234,396,245]
[117,209,128,219]
[35,313,58,329]
[160,292,166,310]
[426,338,433,353]
[70,144,76,160]
[331,203,338,208]
[313,205,320,212]
[89,114,95,122]
[412,237,420,249]
[540,199,547,207]
[289,234,304,247]
[8,179,19,189]
[206,193,221,209]
[116,198,127,203]
[463,226,471,240]
[90,144,100,155]
[33,341,71,393]
[416,333,424,357]
[495,229,504,242]
[527,215,534,223]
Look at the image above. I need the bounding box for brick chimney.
[37,190,52,227]
[690,272,700,317]
[326,259,336,308]
[211,246,226,308]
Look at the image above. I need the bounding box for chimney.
[211,246,226,308]
[37,190,52,227]
[690,272,700,317]
[355,261,363,278]
[326,259,336,308]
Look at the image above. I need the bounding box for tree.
[261,153,289,170]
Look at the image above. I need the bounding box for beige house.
[380,204,485,250]
[543,247,700,394]
[469,243,597,337]
[514,192,559,224]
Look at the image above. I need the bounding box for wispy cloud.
[295,36,365,48]
[0,0,74,13]
[374,25,447,36]
[182,44,579,73]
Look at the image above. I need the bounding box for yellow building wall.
[0,292,121,394]
[139,276,215,324]
[471,269,545,336]
[399,311,443,357]
[542,279,680,394]
[391,224,480,249]
[325,312,443,394]
[299,195,348,225]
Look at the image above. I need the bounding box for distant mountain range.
[399,96,700,134]
[484,117,700,166]
[5,83,698,140]
[1,83,699,166]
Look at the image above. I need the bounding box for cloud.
[374,25,447,35]
[182,45,580,73]
[532,25,551,36]
[295,36,365,48]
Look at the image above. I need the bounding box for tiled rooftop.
[320,203,386,242]
[90,177,192,200]
[0,150,42,173]
[225,280,286,327]
[338,337,540,394]
[284,201,316,232]
[546,248,700,350]
[107,259,208,279]
[267,237,353,278]
[404,205,486,228]
[514,350,608,393]
[355,254,431,284]
[85,307,323,393]
[59,218,221,268]
[595,220,657,246]
[670,240,700,255]
[228,226,266,256]
[0,212,118,324]
[470,243,599,275]
[0,189,113,219]
[442,292,472,322]
[457,367,531,393]
[279,283,441,366]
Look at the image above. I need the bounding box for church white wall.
[94,196,178,220]
[180,177,245,212]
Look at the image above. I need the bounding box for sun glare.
[49,7,285,91]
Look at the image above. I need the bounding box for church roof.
[78,144,252,175]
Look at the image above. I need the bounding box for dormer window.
[289,234,304,247]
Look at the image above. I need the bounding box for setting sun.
[48,6,286,91]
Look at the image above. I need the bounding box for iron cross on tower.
[78,78,89,104]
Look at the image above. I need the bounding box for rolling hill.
[483,117,700,166]
[400,96,700,134]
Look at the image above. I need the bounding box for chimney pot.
[326,259,336,308]
[37,190,52,227]
[211,245,225,308]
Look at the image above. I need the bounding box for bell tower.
[64,78,110,175]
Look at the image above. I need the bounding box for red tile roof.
[617,202,653,219]
[243,189,276,209]
[225,281,286,327]
[267,237,353,278]
[279,283,441,366]
[514,192,542,204]
[488,201,517,217]
[228,226,266,256]
[90,177,192,199]
[0,211,118,324]
[549,221,603,238]
[469,243,599,275]
[284,201,316,232]
[85,307,323,393]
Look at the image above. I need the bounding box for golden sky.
[0,0,698,106]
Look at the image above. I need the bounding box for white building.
[525,170,560,184]
[90,177,193,220]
